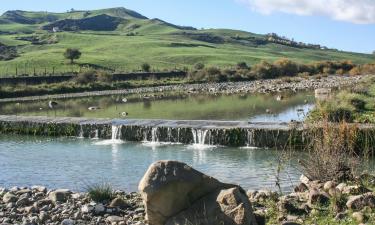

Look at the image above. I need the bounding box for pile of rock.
[0,186,146,225]
[248,174,375,225]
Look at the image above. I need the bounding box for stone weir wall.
[0,115,304,148]
[0,115,374,149]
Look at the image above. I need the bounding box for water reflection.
[0,91,315,121]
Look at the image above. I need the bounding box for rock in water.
[139,160,257,225]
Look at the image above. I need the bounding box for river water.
[0,135,304,192]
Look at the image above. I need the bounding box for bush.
[236,62,249,70]
[194,63,205,70]
[300,122,359,182]
[97,71,113,83]
[86,183,115,203]
[252,61,278,79]
[274,58,299,76]
[73,71,97,84]
[141,63,151,72]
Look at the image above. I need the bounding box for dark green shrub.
[351,98,366,111]
[236,62,249,70]
[194,63,205,70]
[141,63,151,72]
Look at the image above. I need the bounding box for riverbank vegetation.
[0,59,374,99]
[309,76,375,123]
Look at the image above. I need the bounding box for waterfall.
[151,127,159,143]
[78,125,84,139]
[190,129,214,150]
[111,125,122,140]
[93,129,99,139]
[167,127,172,142]
[244,129,257,149]
[93,125,124,145]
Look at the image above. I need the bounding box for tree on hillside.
[141,63,151,72]
[236,62,249,70]
[64,48,81,64]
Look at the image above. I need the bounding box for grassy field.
[0,7,373,76]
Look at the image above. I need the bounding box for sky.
[0,0,374,54]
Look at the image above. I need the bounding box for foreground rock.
[139,160,258,225]
[0,186,145,225]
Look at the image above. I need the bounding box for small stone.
[16,197,30,207]
[61,219,75,225]
[299,175,310,186]
[323,181,337,191]
[2,193,17,203]
[49,189,71,203]
[94,203,105,214]
[39,211,49,223]
[109,197,129,209]
[106,216,124,223]
[308,189,330,205]
[352,212,364,223]
[32,186,47,193]
[336,183,347,192]
[335,212,347,221]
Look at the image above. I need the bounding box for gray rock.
[139,160,236,225]
[165,187,258,225]
[49,189,71,203]
[16,197,31,207]
[346,192,375,211]
[2,193,17,203]
[61,219,75,225]
[106,215,124,223]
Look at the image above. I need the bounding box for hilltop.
[0,7,373,75]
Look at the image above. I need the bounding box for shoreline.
[0,75,368,103]
[2,172,375,225]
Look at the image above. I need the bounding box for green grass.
[309,77,375,123]
[0,8,374,76]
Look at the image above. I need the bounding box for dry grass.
[299,121,360,182]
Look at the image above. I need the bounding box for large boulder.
[166,187,257,225]
[139,160,257,225]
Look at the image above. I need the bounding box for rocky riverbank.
[0,75,368,103]
[0,187,146,225]
[1,161,375,225]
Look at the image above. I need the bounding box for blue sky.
[0,0,374,54]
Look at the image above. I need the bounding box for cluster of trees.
[187,59,371,82]
[266,33,329,50]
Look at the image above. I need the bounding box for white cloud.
[238,0,375,24]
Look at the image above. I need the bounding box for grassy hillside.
[0,7,373,76]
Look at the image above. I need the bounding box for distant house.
[52,27,60,33]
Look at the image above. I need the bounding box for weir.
[0,115,375,149]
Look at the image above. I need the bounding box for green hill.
[0,7,373,76]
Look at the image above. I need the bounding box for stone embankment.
[0,75,367,103]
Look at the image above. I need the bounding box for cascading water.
[111,125,122,140]
[78,125,84,139]
[94,125,124,145]
[190,129,215,150]
[92,129,99,140]
[242,129,257,149]
[151,127,159,143]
